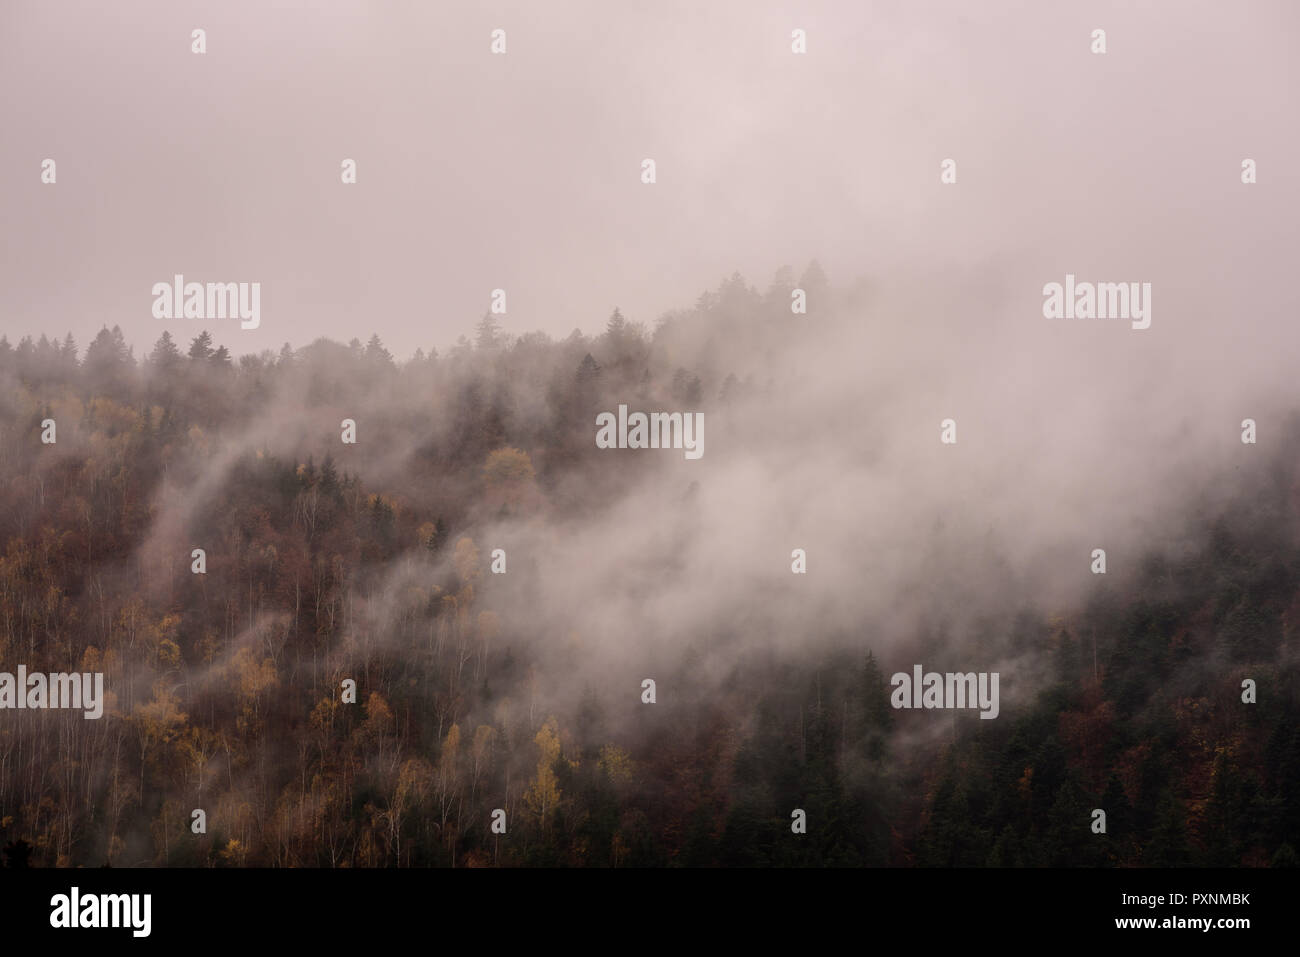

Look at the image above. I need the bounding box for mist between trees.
[0,264,1297,866]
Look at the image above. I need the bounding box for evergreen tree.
[150,331,182,368]
[859,650,892,760]
[188,330,215,361]
[1144,792,1191,866]
[365,333,393,365]
[474,313,500,351]
[84,325,133,390]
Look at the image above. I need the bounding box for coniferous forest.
[1,269,1296,868]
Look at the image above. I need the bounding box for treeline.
[0,265,1296,867]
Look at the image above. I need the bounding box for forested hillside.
[0,268,1296,867]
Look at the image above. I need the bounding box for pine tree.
[575,353,600,386]
[604,307,627,344]
[572,353,601,422]
[85,326,133,388]
[188,331,215,361]
[365,334,393,365]
[474,313,500,351]
[319,453,340,498]
[150,331,181,368]
[859,650,892,760]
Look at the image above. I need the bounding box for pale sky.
[2,0,1297,361]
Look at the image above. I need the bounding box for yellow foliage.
[229,646,278,700]
[219,838,246,866]
[453,537,480,584]
[310,696,337,735]
[187,424,209,454]
[524,717,563,828]
[535,717,561,765]
[471,725,495,765]
[88,397,139,435]
[227,646,278,735]
[443,723,460,755]
[396,758,434,808]
[156,638,181,669]
[151,613,182,669]
[134,682,188,746]
[598,744,634,786]
[483,447,535,486]
[362,693,394,737]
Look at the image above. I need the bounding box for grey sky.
[3,0,1296,361]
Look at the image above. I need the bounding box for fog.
[1,0,1298,865]
[3,0,1296,356]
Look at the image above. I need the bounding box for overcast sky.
[2,0,1298,362]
